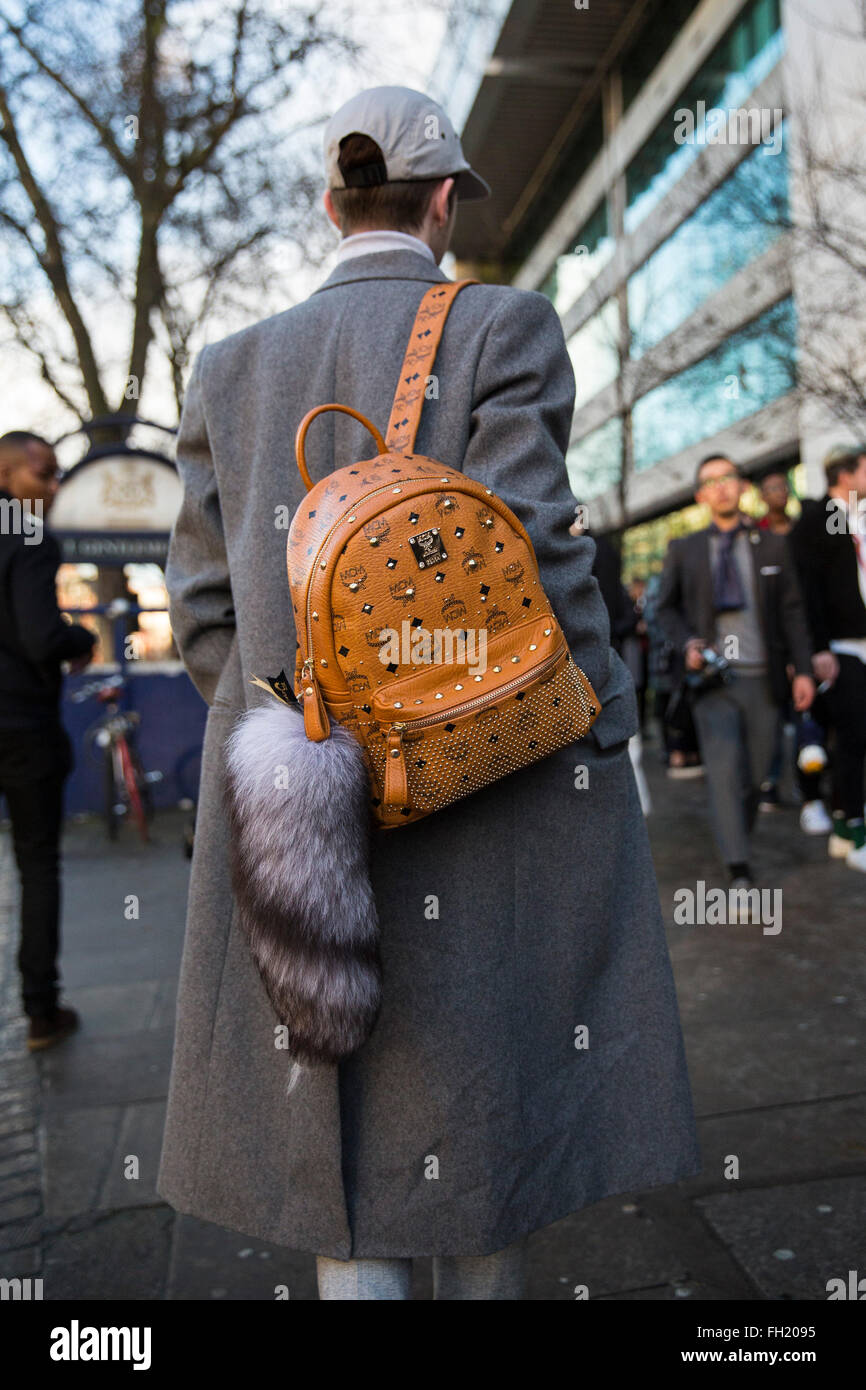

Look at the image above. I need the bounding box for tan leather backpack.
[286,279,601,827]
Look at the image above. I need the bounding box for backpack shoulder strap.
[385,278,479,453]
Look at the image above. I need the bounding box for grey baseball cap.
[324,86,490,201]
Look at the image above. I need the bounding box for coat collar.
[311,247,451,296]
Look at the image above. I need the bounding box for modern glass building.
[433,0,859,566]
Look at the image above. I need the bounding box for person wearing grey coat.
[156,97,701,1293]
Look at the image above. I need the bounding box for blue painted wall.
[62,665,207,816]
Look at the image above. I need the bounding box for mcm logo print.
[345,668,371,693]
[485,606,509,634]
[434,493,460,514]
[502,560,525,586]
[461,548,485,573]
[365,628,390,650]
[405,345,431,369]
[332,613,347,632]
[363,517,391,544]
[389,578,416,605]
[473,706,500,727]
[440,593,468,623]
[442,738,469,763]
[393,382,424,413]
[340,564,368,591]
[417,301,446,324]
[516,701,541,729]
[476,506,496,527]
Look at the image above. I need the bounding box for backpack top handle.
[295,403,388,493]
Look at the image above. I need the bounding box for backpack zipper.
[381,642,589,809]
[381,641,568,733]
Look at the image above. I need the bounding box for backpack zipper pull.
[301,659,330,741]
[384,723,408,807]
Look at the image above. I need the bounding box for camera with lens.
[685,646,732,694]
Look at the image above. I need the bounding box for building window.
[567,298,620,410]
[542,201,614,314]
[512,105,605,267]
[566,415,623,501]
[631,296,797,472]
[628,126,788,357]
[621,0,703,112]
[625,0,783,235]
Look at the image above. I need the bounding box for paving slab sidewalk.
[0,747,863,1301]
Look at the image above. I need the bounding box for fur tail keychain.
[224,673,382,1067]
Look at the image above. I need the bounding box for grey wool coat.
[156,246,701,1259]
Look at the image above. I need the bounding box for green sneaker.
[829,813,854,859]
[846,819,866,851]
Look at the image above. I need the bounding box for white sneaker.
[845,843,866,872]
[829,833,853,859]
[800,801,833,835]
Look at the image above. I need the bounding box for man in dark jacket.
[789,445,866,870]
[0,431,95,1049]
[657,454,814,900]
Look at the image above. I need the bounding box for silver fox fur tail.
[224,701,381,1067]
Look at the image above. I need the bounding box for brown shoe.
[27,1006,79,1052]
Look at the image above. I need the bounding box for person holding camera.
[657,455,814,899]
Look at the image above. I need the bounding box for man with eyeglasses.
[657,455,815,908]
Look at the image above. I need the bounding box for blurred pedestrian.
[644,572,703,778]
[621,577,649,732]
[755,470,799,811]
[789,445,866,870]
[568,510,637,650]
[0,431,95,1049]
[758,472,794,535]
[657,454,814,904]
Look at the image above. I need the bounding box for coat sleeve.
[656,538,693,652]
[458,289,611,697]
[789,509,830,653]
[165,346,236,706]
[778,535,815,675]
[8,533,95,664]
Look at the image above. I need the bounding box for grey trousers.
[690,670,781,867]
[316,1235,528,1300]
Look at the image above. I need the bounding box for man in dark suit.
[657,454,814,897]
[789,445,866,871]
[0,431,95,1049]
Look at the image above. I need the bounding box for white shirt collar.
[335,229,436,265]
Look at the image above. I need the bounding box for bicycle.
[72,673,163,842]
